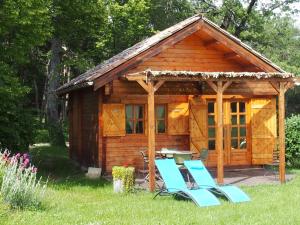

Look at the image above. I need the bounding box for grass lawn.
[1,145,300,225]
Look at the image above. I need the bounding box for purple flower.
[31,167,38,173]
[23,158,30,167]
[15,153,21,159]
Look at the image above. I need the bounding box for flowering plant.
[0,150,46,209]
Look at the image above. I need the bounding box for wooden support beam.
[269,81,280,94]
[222,81,232,92]
[216,81,224,184]
[137,80,150,93]
[207,81,218,93]
[147,82,156,192]
[278,82,286,183]
[154,80,165,92]
[135,79,165,192]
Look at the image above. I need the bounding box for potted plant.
[112,166,135,193]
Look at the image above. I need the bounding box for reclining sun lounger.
[154,159,220,207]
[184,160,250,203]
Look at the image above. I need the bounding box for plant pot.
[85,167,102,179]
[113,179,124,193]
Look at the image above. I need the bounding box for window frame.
[207,101,216,151]
[155,104,167,134]
[125,104,145,135]
[230,101,247,151]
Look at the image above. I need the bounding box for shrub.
[0,151,47,209]
[112,166,135,193]
[34,129,50,143]
[285,114,300,167]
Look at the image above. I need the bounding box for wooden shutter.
[168,103,189,135]
[189,99,208,153]
[251,98,277,164]
[103,104,125,137]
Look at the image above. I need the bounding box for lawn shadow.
[30,145,111,190]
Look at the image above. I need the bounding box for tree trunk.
[46,38,65,146]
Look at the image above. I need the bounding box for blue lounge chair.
[154,159,220,207]
[184,160,250,203]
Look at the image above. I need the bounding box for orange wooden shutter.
[103,104,125,137]
[168,103,189,135]
[251,98,277,164]
[189,99,208,153]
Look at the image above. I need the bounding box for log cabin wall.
[102,83,192,172]
[69,88,99,167]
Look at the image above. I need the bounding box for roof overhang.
[126,70,295,82]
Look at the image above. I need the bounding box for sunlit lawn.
[0,145,300,225]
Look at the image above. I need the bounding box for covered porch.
[126,70,295,192]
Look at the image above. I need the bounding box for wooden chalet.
[57,15,297,191]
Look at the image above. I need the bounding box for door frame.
[223,99,252,166]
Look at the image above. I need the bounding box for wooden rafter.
[203,39,219,47]
[201,23,278,72]
[223,52,238,59]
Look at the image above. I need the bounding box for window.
[207,101,216,150]
[156,105,166,134]
[125,105,144,134]
[230,101,247,150]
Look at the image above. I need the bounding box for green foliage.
[285,115,300,167]
[112,166,135,193]
[149,0,194,30]
[34,129,50,144]
[0,0,52,150]
[0,63,36,150]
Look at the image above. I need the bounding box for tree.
[45,0,107,146]
[0,0,52,150]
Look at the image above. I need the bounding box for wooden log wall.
[69,88,99,167]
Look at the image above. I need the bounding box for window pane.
[231,102,237,113]
[125,105,133,119]
[208,115,215,125]
[240,127,246,136]
[208,102,214,113]
[231,115,237,125]
[157,120,166,133]
[231,127,238,137]
[208,140,215,150]
[240,115,246,125]
[239,102,245,113]
[126,120,133,134]
[208,128,215,138]
[135,121,144,134]
[240,138,247,149]
[231,139,238,149]
[135,105,144,119]
[156,105,165,119]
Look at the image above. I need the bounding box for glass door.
[225,100,251,165]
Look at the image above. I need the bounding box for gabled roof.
[57,14,288,95]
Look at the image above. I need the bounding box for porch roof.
[126,70,295,82]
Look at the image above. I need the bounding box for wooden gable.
[92,17,282,91]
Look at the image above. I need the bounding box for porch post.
[278,82,286,183]
[147,81,156,192]
[216,81,224,184]
[133,78,165,192]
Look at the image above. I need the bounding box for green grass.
[1,145,300,225]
